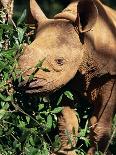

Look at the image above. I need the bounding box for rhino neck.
[78,28,115,89]
[87,0,116,62]
[78,41,99,89]
[82,1,116,75]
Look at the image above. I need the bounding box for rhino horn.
[30,0,47,25]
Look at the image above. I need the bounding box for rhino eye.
[55,58,64,66]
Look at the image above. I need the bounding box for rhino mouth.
[18,78,48,93]
[28,78,47,87]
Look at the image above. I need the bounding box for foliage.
[0,7,116,155]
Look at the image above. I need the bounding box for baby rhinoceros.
[18,0,116,155]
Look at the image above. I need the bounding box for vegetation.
[0,2,116,155]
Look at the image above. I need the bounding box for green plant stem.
[104,126,116,154]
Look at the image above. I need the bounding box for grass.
[0,8,116,155]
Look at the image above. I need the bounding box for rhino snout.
[28,78,47,88]
[18,78,47,91]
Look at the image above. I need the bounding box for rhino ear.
[76,0,98,33]
[30,0,47,25]
[55,0,98,33]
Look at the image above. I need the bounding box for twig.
[104,126,116,154]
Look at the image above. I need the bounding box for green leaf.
[84,120,89,134]
[0,61,6,71]
[1,49,16,58]
[35,58,46,68]
[18,120,26,128]
[4,96,12,102]
[28,59,46,82]
[0,93,12,102]
[41,67,50,72]
[80,137,90,147]
[0,24,13,31]
[17,9,27,26]
[0,93,7,101]
[0,80,6,89]
[0,109,6,119]
[29,136,35,146]
[28,74,34,82]
[57,94,63,105]
[38,104,44,111]
[17,27,25,43]
[47,114,52,129]
[53,135,61,150]
[51,107,62,114]
[0,28,3,40]
[42,142,49,155]
[26,116,30,124]
[64,91,74,100]
[13,141,21,149]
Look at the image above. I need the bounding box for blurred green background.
[14,0,116,18]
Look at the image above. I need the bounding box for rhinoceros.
[18,0,116,154]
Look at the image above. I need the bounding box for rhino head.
[18,0,98,94]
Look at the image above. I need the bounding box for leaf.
[78,129,85,137]
[42,142,49,155]
[0,92,12,102]
[17,9,27,26]
[53,135,61,150]
[28,59,46,82]
[26,116,30,124]
[51,107,62,114]
[18,120,26,128]
[28,74,34,82]
[47,114,52,129]
[57,94,63,105]
[12,71,17,81]
[38,104,44,111]
[43,96,50,103]
[64,91,74,100]
[35,58,46,68]
[83,115,88,119]
[0,93,7,101]
[0,24,13,31]
[17,27,25,43]
[65,130,72,146]
[2,49,16,60]
[84,120,89,134]
[0,28,3,40]
[41,67,50,72]
[0,109,6,119]
[29,136,35,146]
[80,137,90,147]
[0,80,6,89]
[0,61,6,71]
[4,96,12,102]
